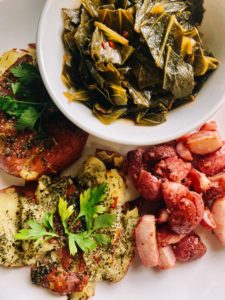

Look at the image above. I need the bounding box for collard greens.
[62,0,218,125]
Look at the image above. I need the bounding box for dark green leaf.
[140,13,183,68]
[16,107,40,131]
[0,96,21,117]
[163,46,195,98]
[80,0,99,18]
[98,7,134,34]
[129,52,162,89]
[85,60,127,105]
[74,8,94,54]
[10,62,40,85]
[134,0,189,32]
[0,96,47,131]
[177,0,204,29]
[127,82,151,107]
[74,232,97,252]
[78,183,107,231]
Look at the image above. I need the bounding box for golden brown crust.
[0,112,88,180]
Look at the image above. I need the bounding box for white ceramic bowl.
[37,0,225,146]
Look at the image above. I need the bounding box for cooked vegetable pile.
[0,155,138,299]
[62,0,218,125]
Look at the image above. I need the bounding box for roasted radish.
[201,208,216,230]
[156,209,169,224]
[189,168,211,193]
[186,131,222,155]
[173,234,207,262]
[154,157,191,182]
[158,246,176,270]
[169,198,197,235]
[162,181,189,207]
[157,226,185,247]
[143,145,177,163]
[135,170,162,201]
[135,215,159,268]
[176,142,193,161]
[212,196,225,246]
[127,149,143,180]
[200,121,217,132]
[196,144,225,176]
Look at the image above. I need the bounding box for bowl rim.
[37,0,225,146]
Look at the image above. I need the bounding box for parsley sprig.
[15,213,58,241]
[11,62,40,85]
[15,184,116,256]
[0,62,50,131]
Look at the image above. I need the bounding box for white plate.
[37,0,225,146]
[1,1,225,300]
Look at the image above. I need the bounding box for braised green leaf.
[127,82,151,107]
[163,46,195,98]
[75,8,94,54]
[91,27,134,66]
[98,7,134,34]
[62,0,218,126]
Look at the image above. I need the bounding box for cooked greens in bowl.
[62,0,218,125]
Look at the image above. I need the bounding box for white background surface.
[0,0,225,300]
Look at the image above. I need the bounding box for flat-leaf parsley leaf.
[15,214,58,241]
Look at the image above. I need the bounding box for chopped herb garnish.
[16,107,41,131]
[0,61,50,131]
[73,183,108,231]
[0,96,46,131]
[15,184,116,256]
[10,62,40,85]
[15,213,58,241]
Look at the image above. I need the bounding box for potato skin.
[0,112,88,180]
[135,215,159,268]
